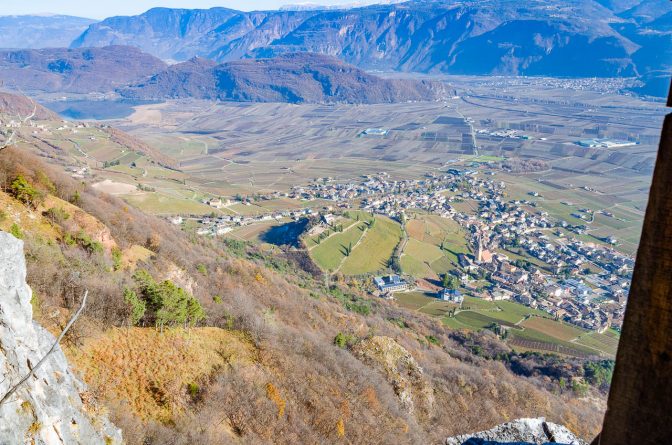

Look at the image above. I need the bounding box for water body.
[44,99,161,120]
[260,219,310,248]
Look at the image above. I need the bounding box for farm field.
[339,216,402,275]
[225,220,287,244]
[121,192,220,215]
[401,213,470,279]
[309,221,369,272]
[424,296,618,357]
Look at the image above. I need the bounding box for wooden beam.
[598,90,672,443]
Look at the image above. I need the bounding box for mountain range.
[66,0,671,96]
[0,0,669,98]
[0,46,166,94]
[119,53,450,103]
[0,15,95,49]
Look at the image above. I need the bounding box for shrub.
[112,247,123,271]
[9,223,23,239]
[133,270,206,328]
[425,335,440,346]
[187,382,200,399]
[124,288,146,326]
[44,206,70,224]
[10,175,42,207]
[334,332,357,349]
[265,383,285,419]
[74,231,103,255]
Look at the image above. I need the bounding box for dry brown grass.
[65,327,255,423]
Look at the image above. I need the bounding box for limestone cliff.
[0,231,121,444]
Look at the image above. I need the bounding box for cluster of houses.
[183,163,632,333]
[190,208,318,236]
[444,179,631,332]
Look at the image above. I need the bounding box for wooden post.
[597,81,672,444]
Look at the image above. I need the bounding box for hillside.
[0,96,610,444]
[0,46,167,93]
[69,1,670,95]
[119,53,450,104]
[0,15,96,49]
[0,92,58,120]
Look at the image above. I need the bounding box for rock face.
[444,418,587,445]
[353,336,434,416]
[0,232,121,445]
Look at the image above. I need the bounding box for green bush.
[9,223,23,239]
[10,175,42,207]
[187,382,200,398]
[45,207,70,223]
[133,270,206,328]
[74,231,103,255]
[112,247,123,271]
[334,332,356,349]
[123,288,146,326]
[425,335,440,346]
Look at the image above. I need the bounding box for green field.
[122,192,220,215]
[401,214,470,279]
[310,221,368,272]
[339,216,402,275]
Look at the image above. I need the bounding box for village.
[185,166,632,334]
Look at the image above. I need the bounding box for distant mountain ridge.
[0,15,95,49]
[66,0,672,96]
[119,53,451,104]
[0,46,167,93]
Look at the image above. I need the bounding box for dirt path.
[334,226,370,273]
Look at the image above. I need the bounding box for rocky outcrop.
[353,335,434,416]
[0,231,121,444]
[445,418,586,445]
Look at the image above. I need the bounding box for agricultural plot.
[575,331,620,356]
[227,220,286,243]
[401,214,470,279]
[520,316,585,342]
[310,222,368,272]
[339,216,402,275]
[122,192,219,215]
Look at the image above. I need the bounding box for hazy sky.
[0,0,378,19]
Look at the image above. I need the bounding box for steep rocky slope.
[0,232,121,444]
[119,53,450,103]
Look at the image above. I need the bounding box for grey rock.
[0,231,122,445]
[445,418,587,445]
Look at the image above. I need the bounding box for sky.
[0,0,383,19]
